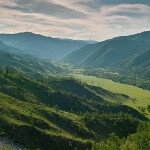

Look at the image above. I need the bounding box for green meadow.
[72,74,150,118]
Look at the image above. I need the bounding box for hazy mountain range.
[0,31,150,80]
[0,32,96,60]
[64,31,150,68]
[0,40,65,77]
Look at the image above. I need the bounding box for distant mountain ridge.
[0,32,96,60]
[64,31,150,68]
[0,41,65,77]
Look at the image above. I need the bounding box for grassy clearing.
[72,74,150,118]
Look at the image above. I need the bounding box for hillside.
[0,41,66,77]
[64,31,150,68]
[72,74,150,118]
[128,30,150,41]
[0,70,147,150]
[0,41,21,54]
[0,32,89,60]
[119,48,150,67]
[117,48,150,80]
[92,121,150,150]
[65,39,150,67]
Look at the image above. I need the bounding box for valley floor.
[72,73,150,119]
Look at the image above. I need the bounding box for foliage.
[92,122,150,150]
[0,70,148,149]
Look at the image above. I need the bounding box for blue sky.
[0,0,150,40]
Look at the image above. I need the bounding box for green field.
[72,74,150,118]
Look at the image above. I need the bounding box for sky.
[0,0,150,41]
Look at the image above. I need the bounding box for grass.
[0,92,90,138]
[0,92,92,150]
[72,74,150,118]
[0,71,148,149]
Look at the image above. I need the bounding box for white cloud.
[0,1,150,40]
[0,24,5,27]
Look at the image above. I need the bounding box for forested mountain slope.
[117,48,150,80]
[0,70,147,150]
[0,41,66,77]
[64,31,150,68]
[0,32,89,60]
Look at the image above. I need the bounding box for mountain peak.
[16,32,43,37]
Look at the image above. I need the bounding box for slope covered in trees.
[0,69,147,150]
[92,121,150,150]
[0,41,67,77]
[117,48,150,80]
[64,38,150,67]
[64,31,150,68]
